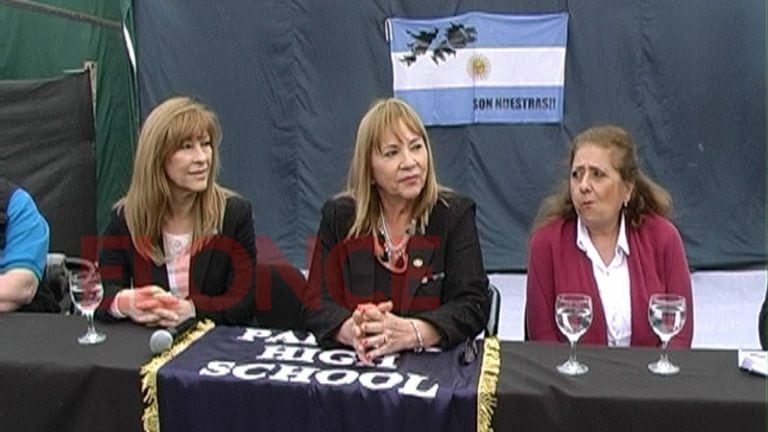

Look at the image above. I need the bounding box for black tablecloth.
[494,342,767,432]
[0,314,765,432]
[0,313,154,432]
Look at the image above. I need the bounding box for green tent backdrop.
[0,0,137,236]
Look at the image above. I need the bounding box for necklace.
[377,215,415,270]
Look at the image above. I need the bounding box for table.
[0,314,764,431]
[0,313,154,432]
[494,342,767,432]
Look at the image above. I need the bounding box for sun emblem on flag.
[467,54,491,80]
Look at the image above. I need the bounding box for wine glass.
[67,258,106,345]
[647,293,686,375]
[555,293,593,376]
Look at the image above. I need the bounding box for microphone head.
[150,329,174,354]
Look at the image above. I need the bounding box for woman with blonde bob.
[99,96,255,327]
[526,125,693,347]
[305,98,490,363]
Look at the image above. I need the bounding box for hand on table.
[349,301,428,365]
[115,286,194,327]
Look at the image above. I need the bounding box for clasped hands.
[115,286,195,328]
[338,301,418,365]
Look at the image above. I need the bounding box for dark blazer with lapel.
[99,195,256,325]
[305,191,490,348]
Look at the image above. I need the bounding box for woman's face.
[164,131,212,196]
[569,143,633,234]
[370,119,428,208]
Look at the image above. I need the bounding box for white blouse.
[576,215,632,347]
[163,231,192,299]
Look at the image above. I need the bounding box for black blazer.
[99,196,256,325]
[305,192,490,348]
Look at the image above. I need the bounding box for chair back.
[486,283,501,337]
[43,254,101,314]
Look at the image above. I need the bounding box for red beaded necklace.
[375,216,415,273]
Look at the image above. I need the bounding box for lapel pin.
[412,257,423,268]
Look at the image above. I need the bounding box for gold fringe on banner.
[477,336,500,432]
[140,320,215,432]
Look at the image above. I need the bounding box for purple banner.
[156,327,483,432]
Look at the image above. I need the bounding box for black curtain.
[0,72,97,257]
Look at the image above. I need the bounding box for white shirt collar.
[576,213,630,257]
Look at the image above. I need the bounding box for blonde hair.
[344,98,444,237]
[117,96,231,265]
[533,125,672,231]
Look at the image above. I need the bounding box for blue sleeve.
[0,189,49,280]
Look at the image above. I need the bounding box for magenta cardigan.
[526,213,693,348]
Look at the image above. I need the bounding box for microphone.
[149,318,197,354]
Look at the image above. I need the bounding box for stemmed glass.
[555,293,593,376]
[67,258,106,345]
[647,293,686,375]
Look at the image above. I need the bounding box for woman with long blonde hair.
[99,96,255,327]
[305,98,489,363]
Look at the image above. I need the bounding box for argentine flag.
[388,12,568,125]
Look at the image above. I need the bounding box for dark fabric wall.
[132,0,765,271]
[0,73,96,257]
[0,0,139,235]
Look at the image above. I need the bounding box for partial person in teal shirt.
[0,178,50,311]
